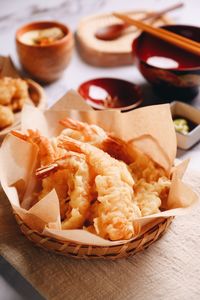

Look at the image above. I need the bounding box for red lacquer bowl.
[132,25,200,101]
[78,77,143,111]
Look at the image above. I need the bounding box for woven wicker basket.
[14,213,173,259]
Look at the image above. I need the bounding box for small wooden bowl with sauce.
[16,21,74,83]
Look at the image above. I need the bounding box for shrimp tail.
[58,136,83,154]
[103,135,138,164]
[59,117,104,138]
[59,118,84,131]
[36,163,59,179]
[11,129,39,142]
[36,152,84,179]
[103,135,130,162]
[11,130,28,141]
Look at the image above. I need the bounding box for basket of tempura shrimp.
[0,91,198,259]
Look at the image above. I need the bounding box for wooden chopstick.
[141,2,184,22]
[113,12,200,56]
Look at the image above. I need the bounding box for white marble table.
[0,0,200,299]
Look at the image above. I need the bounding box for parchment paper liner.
[0,90,198,246]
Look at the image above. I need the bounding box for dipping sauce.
[19,27,65,46]
[173,115,197,134]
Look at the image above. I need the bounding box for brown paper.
[0,90,198,246]
[50,89,93,111]
[0,56,20,78]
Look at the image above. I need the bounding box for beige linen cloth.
[0,169,200,300]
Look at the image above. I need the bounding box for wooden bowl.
[132,25,200,101]
[0,78,46,140]
[16,21,74,83]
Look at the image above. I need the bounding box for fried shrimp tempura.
[11,129,60,165]
[0,77,32,130]
[11,78,30,112]
[11,130,68,214]
[0,77,16,105]
[59,118,107,145]
[134,177,171,216]
[59,118,168,180]
[58,136,141,240]
[36,152,93,229]
[0,77,30,111]
[129,152,167,183]
[12,119,172,241]
[12,130,93,229]
[59,117,136,164]
[0,105,14,129]
[58,135,134,186]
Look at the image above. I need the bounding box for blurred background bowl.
[78,77,143,111]
[0,78,46,141]
[16,21,74,83]
[132,25,200,101]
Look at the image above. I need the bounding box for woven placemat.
[0,170,199,300]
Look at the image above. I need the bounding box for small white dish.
[170,101,200,150]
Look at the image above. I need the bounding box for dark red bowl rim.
[132,24,200,71]
[78,77,143,111]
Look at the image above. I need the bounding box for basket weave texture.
[14,213,173,259]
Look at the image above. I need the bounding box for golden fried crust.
[0,105,14,129]
[0,77,32,130]
[0,77,16,105]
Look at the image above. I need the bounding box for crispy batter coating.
[0,77,32,130]
[58,136,141,240]
[11,130,68,215]
[11,78,30,112]
[0,105,14,129]
[37,153,93,229]
[0,77,16,105]
[134,177,171,216]
[59,117,135,163]
[129,151,167,183]
[59,118,107,146]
